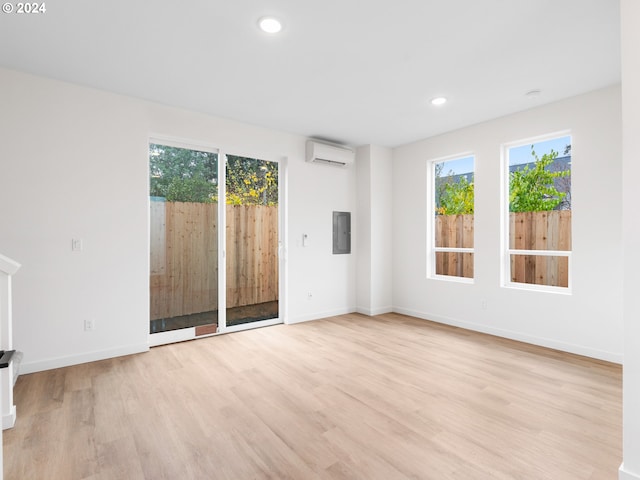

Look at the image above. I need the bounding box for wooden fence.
[435,214,474,279]
[435,210,571,286]
[509,210,571,287]
[150,200,278,321]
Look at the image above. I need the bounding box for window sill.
[503,282,572,295]
[429,274,474,285]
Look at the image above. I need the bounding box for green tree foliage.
[166,177,217,203]
[436,175,474,215]
[434,146,571,215]
[149,145,278,205]
[509,147,570,212]
[226,155,278,206]
[150,144,217,203]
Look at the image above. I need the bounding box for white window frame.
[501,131,572,294]
[427,153,475,283]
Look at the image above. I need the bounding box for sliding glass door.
[149,142,220,341]
[149,141,281,345]
[225,155,279,329]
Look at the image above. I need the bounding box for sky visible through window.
[508,136,571,166]
[437,155,474,176]
[439,137,571,176]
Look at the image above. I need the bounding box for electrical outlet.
[84,319,95,331]
[481,300,488,310]
[307,292,313,300]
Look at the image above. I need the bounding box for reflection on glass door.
[149,142,219,336]
[225,155,279,327]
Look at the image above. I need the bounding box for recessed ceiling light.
[431,97,447,106]
[258,17,282,34]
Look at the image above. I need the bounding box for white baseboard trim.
[3,405,15,430]
[393,307,623,364]
[20,343,150,374]
[620,464,640,480]
[287,307,356,325]
[356,306,394,316]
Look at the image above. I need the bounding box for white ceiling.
[0,0,621,147]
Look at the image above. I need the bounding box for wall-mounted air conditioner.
[305,140,354,167]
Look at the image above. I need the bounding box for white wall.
[356,145,393,315]
[369,145,393,314]
[620,0,640,477]
[392,86,623,362]
[0,68,357,373]
[356,146,372,312]
[287,145,357,322]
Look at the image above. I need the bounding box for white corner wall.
[356,145,393,315]
[392,86,623,362]
[0,67,357,373]
[620,0,640,477]
[356,146,373,312]
[370,146,393,314]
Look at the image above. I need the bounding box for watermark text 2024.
[2,3,46,14]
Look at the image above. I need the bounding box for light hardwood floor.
[3,313,622,479]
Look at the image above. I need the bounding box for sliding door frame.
[217,150,287,334]
[148,136,286,346]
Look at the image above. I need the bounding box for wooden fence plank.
[511,213,525,282]
[462,215,474,278]
[462,215,474,248]
[463,252,474,278]
[558,210,571,288]
[453,215,461,276]
[435,215,444,274]
[534,212,548,285]
[545,212,559,286]
[559,210,572,250]
[547,211,560,251]
[150,200,166,276]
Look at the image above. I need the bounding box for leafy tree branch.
[435,146,570,216]
[509,147,569,212]
[149,145,278,205]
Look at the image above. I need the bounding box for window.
[428,155,475,281]
[503,133,572,291]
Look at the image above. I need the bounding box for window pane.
[432,155,474,280]
[149,143,219,334]
[508,136,571,251]
[225,155,279,327]
[434,156,474,249]
[509,254,569,288]
[436,252,474,279]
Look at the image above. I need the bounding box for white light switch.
[72,238,83,252]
